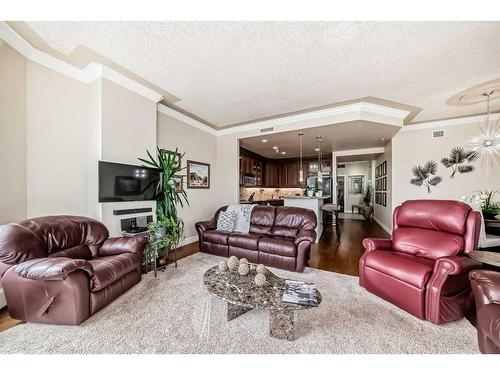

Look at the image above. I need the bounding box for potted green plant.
[139,147,189,252]
[481,191,500,220]
[362,183,374,220]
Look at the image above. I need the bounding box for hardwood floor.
[0,218,385,333]
[310,218,389,276]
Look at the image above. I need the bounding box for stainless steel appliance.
[306,176,332,204]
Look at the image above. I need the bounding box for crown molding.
[217,102,411,137]
[0,21,163,103]
[157,104,218,136]
[401,112,500,132]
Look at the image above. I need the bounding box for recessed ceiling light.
[261,139,268,143]
[381,138,385,141]
[272,146,278,150]
[315,148,320,152]
[275,149,280,153]
[281,151,286,155]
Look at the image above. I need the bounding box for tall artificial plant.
[139,147,189,245]
[363,183,373,206]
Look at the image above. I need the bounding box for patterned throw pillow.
[216,211,236,232]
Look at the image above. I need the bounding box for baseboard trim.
[373,216,391,234]
[178,235,198,248]
[0,287,6,309]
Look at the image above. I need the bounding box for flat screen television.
[98,161,161,202]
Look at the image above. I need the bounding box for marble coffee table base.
[269,309,295,341]
[227,302,253,321]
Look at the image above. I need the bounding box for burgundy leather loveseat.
[0,216,147,325]
[360,200,482,324]
[470,270,500,353]
[195,206,317,272]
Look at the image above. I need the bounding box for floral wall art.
[410,160,442,193]
[440,146,478,178]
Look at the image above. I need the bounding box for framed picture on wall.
[172,175,184,193]
[382,192,387,207]
[382,177,386,191]
[382,161,387,176]
[348,175,364,194]
[187,160,210,189]
[376,166,380,178]
[160,149,182,167]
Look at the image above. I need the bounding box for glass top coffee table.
[202,264,322,341]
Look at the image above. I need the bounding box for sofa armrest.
[433,256,483,276]
[14,257,94,281]
[362,238,393,253]
[295,229,316,245]
[470,270,500,305]
[425,256,483,324]
[99,236,147,257]
[195,219,217,233]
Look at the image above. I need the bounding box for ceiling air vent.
[260,127,275,133]
[432,130,445,138]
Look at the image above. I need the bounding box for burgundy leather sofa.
[470,270,500,353]
[0,216,147,325]
[360,200,482,324]
[195,206,317,272]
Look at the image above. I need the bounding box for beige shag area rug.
[0,252,479,354]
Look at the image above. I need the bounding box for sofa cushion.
[49,244,93,260]
[249,206,276,235]
[258,237,296,257]
[203,230,230,245]
[393,227,464,260]
[364,250,434,289]
[228,233,260,250]
[396,200,472,235]
[478,303,500,345]
[89,253,139,292]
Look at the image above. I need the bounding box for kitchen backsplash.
[240,187,304,201]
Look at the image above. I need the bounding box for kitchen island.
[283,195,331,243]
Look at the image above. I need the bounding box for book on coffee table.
[282,280,319,307]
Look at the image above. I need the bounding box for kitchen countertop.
[283,195,331,200]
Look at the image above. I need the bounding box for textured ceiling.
[27,21,500,127]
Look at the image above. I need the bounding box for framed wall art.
[187,160,210,189]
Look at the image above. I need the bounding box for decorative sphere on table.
[256,264,267,275]
[238,263,250,276]
[218,260,228,271]
[228,256,239,271]
[239,258,249,265]
[254,273,267,287]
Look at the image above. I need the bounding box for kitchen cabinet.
[286,161,300,187]
[265,161,280,187]
[279,163,288,187]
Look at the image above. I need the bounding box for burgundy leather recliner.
[470,270,500,353]
[0,216,147,325]
[360,200,482,324]
[196,206,317,272]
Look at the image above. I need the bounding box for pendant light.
[317,136,323,182]
[298,132,304,182]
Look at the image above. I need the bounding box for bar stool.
[321,203,341,238]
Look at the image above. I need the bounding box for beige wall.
[392,121,500,210]
[101,79,157,165]
[157,112,218,238]
[373,141,392,231]
[26,61,93,217]
[0,43,27,224]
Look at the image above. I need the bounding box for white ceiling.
[27,21,500,127]
[239,121,395,159]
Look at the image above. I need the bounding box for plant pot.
[483,211,498,220]
[154,227,166,241]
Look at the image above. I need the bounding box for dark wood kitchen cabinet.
[279,163,288,187]
[286,161,300,187]
[264,161,280,187]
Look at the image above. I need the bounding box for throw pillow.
[217,211,236,231]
